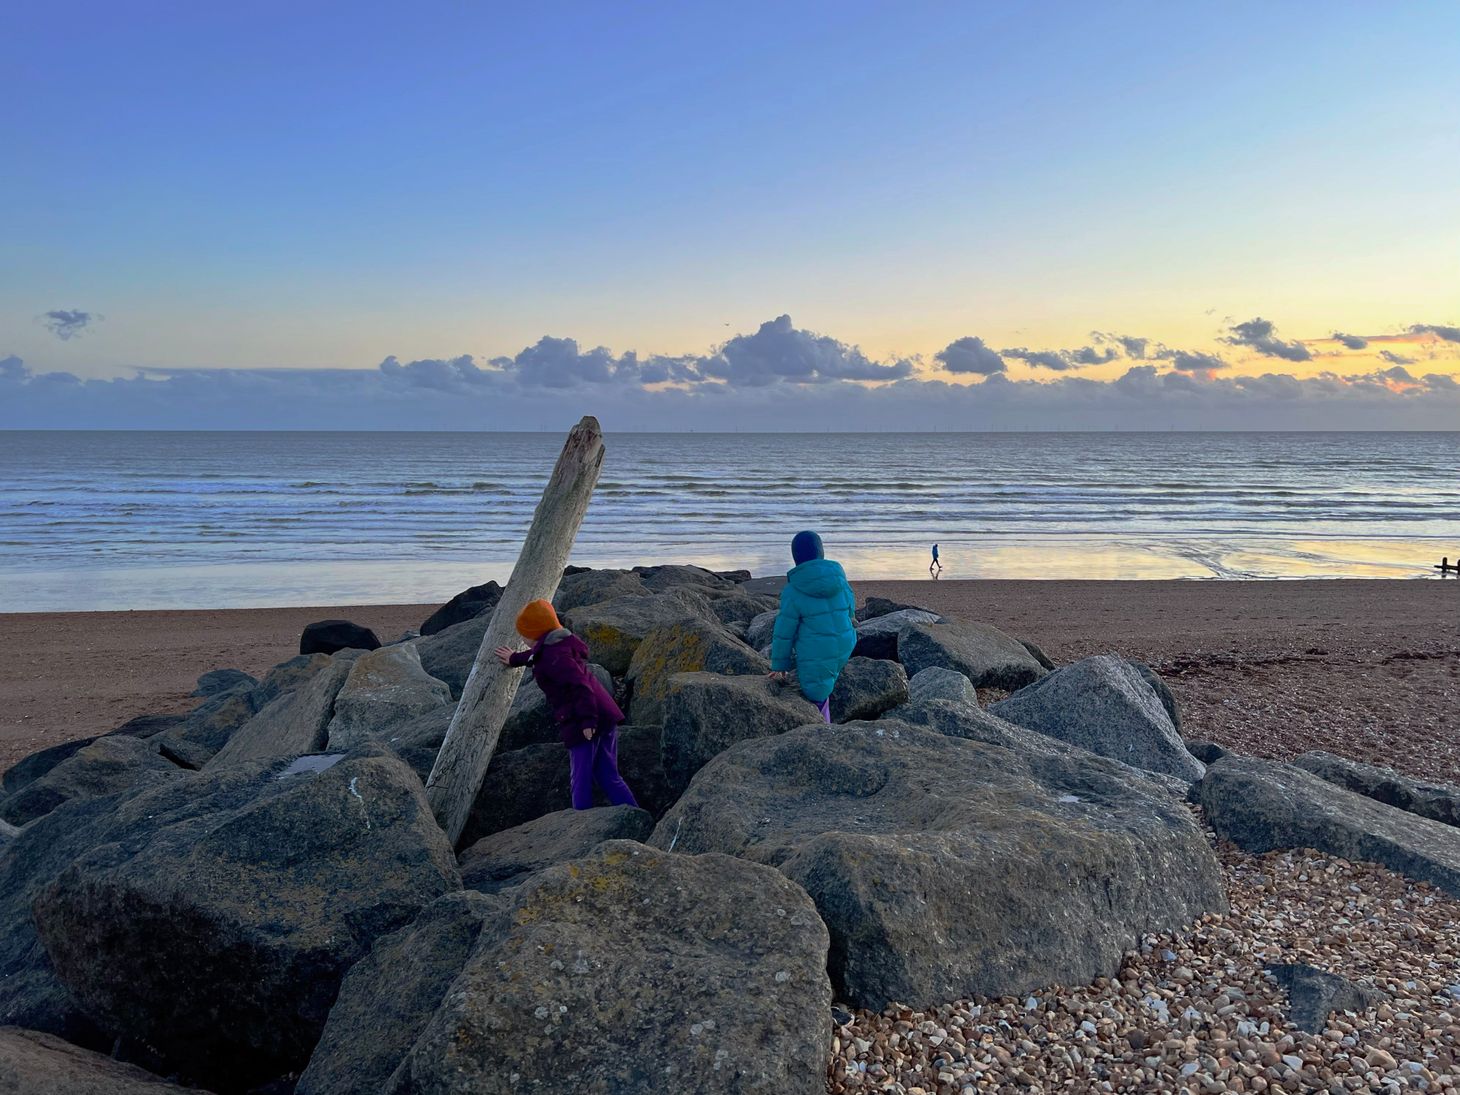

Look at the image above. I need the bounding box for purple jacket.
[509,628,623,747]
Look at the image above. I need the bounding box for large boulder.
[660,673,820,794]
[828,657,908,723]
[852,608,942,661]
[207,651,362,768]
[1294,750,1460,828]
[1198,755,1460,897]
[3,715,180,797]
[704,589,779,628]
[562,589,710,676]
[856,596,940,624]
[897,620,1047,690]
[420,580,502,637]
[625,618,768,724]
[32,747,460,1091]
[299,619,380,656]
[154,654,334,769]
[296,890,506,1095]
[324,645,451,751]
[633,563,738,593]
[652,721,1225,1009]
[906,666,978,706]
[746,609,778,651]
[458,805,655,893]
[192,668,257,698]
[499,663,615,752]
[381,704,455,782]
[412,613,490,699]
[460,725,672,847]
[0,737,179,827]
[0,1027,203,1094]
[989,655,1204,783]
[304,842,832,1095]
[552,568,649,613]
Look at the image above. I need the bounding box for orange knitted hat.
[515,599,561,641]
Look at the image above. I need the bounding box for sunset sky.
[4,1,1458,429]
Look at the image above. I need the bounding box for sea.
[2,430,1458,612]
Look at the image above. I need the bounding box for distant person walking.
[769,530,857,723]
[496,599,637,811]
[930,542,942,576]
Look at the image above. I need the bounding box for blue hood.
[787,557,848,599]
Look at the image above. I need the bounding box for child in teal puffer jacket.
[770,530,857,723]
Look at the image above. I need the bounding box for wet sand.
[1,579,1456,779]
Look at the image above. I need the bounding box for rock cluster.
[2,564,1454,1094]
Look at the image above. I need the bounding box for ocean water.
[2,431,1458,611]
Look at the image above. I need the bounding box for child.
[769,530,857,723]
[495,599,637,811]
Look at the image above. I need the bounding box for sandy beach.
[2,578,1456,780]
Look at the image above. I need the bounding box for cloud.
[1000,344,1119,371]
[1091,332,1154,359]
[491,337,624,388]
[1378,350,1416,366]
[1410,323,1460,343]
[1221,317,1312,362]
[698,314,912,386]
[934,336,1005,375]
[41,309,98,341]
[1159,349,1228,372]
[1331,332,1368,350]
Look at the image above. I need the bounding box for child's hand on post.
[493,646,517,666]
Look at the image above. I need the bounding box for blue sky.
[4,1,1458,428]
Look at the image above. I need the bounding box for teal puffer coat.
[770,558,857,703]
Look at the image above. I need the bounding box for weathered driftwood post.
[427,415,605,843]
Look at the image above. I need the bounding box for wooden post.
[426,416,606,844]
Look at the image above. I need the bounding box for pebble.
[827,823,1460,1095]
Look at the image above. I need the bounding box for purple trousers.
[567,722,638,811]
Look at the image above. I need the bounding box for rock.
[1198,755,1460,896]
[898,620,1048,691]
[32,746,460,1090]
[552,568,649,613]
[2,717,180,797]
[746,609,779,650]
[856,596,941,623]
[1266,963,1386,1033]
[207,652,361,768]
[458,804,655,892]
[651,721,1225,1009]
[460,725,671,847]
[1,737,179,827]
[381,704,456,782]
[989,655,1204,783]
[191,668,257,697]
[0,1027,203,1094]
[309,842,832,1095]
[906,666,978,706]
[295,890,506,1095]
[1019,638,1057,671]
[412,612,490,699]
[499,663,615,752]
[1130,660,1181,732]
[1185,739,1231,765]
[562,590,711,676]
[715,568,753,583]
[299,619,380,656]
[153,654,335,769]
[704,589,779,627]
[852,608,943,661]
[661,672,820,794]
[1294,750,1460,828]
[419,580,502,637]
[829,657,909,723]
[626,617,768,724]
[633,563,738,593]
[324,645,451,751]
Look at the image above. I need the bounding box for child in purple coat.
[494,598,637,811]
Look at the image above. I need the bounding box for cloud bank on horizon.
[4,313,1458,432]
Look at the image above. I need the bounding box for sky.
[3,0,1459,430]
